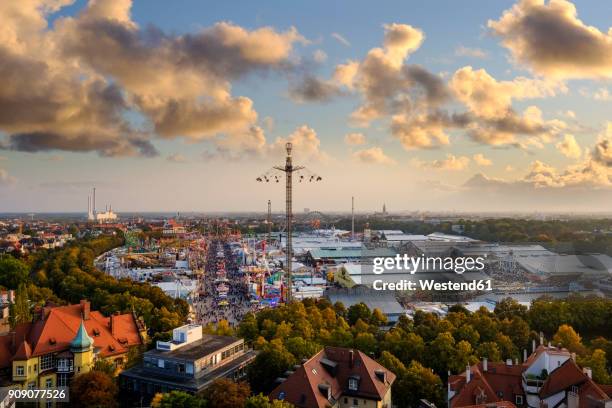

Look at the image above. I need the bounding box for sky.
[0,0,611,213]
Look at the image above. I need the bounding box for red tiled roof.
[451,348,610,408]
[13,339,32,360]
[540,359,587,398]
[577,380,610,408]
[0,301,143,366]
[270,347,395,408]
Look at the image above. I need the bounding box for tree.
[151,391,207,408]
[370,308,388,326]
[248,340,296,393]
[69,371,118,408]
[239,313,259,342]
[244,394,295,408]
[0,255,29,289]
[93,358,116,376]
[202,379,250,408]
[578,349,611,385]
[347,303,371,325]
[552,324,585,355]
[378,353,444,408]
[451,340,476,374]
[427,332,455,374]
[353,332,377,356]
[9,284,31,328]
[495,297,527,320]
[476,342,501,362]
[284,337,320,360]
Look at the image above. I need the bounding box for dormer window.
[348,377,359,391]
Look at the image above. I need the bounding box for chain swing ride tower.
[257,142,321,303]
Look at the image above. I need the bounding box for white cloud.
[344,133,366,146]
[473,153,493,166]
[556,134,582,159]
[352,147,396,165]
[455,46,487,59]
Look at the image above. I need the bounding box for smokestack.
[349,350,354,368]
[583,368,592,379]
[93,187,96,215]
[540,332,544,346]
[523,349,528,362]
[532,339,536,353]
[483,357,488,372]
[80,300,90,320]
[466,366,471,383]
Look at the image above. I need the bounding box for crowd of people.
[195,239,259,327]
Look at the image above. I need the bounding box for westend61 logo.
[372,254,486,275]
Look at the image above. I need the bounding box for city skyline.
[1,0,612,212]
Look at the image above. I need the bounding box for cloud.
[352,147,396,165]
[0,168,16,185]
[473,153,493,166]
[418,154,471,170]
[489,0,612,79]
[455,46,487,59]
[556,134,582,158]
[344,133,366,146]
[0,0,307,156]
[288,76,344,102]
[331,32,350,47]
[167,153,187,163]
[313,49,327,63]
[269,125,327,161]
[592,123,612,167]
[593,88,611,101]
[450,66,566,146]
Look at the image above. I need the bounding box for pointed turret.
[70,320,93,353]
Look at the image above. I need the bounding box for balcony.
[522,373,545,394]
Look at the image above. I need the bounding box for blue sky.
[0,0,611,212]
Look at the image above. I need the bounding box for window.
[57,374,68,387]
[45,378,53,388]
[158,359,165,368]
[348,378,359,391]
[515,395,523,405]
[16,366,25,376]
[177,363,185,373]
[353,399,358,405]
[40,354,54,371]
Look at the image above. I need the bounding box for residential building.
[119,324,257,400]
[0,291,15,335]
[0,300,145,393]
[448,345,612,408]
[270,346,396,408]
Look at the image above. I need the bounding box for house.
[119,324,257,401]
[0,291,15,335]
[270,346,396,408]
[448,345,612,408]
[0,300,145,392]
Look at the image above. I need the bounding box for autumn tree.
[0,255,29,289]
[69,371,118,408]
[151,391,207,408]
[245,394,295,408]
[203,378,250,408]
[552,324,585,355]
